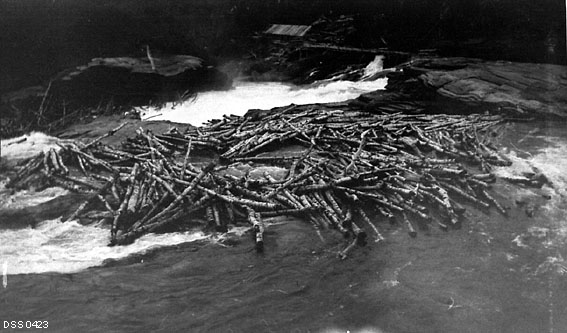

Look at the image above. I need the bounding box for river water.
[137,56,389,126]
[1,58,567,332]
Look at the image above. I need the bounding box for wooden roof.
[265,24,311,37]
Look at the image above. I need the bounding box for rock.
[413,57,567,118]
[4,55,232,109]
[67,55,204,78]
[0,55,232,138]
[48,55,232,109]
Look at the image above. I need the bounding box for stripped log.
[111,163,140,241]
[402,212,417,238]
[246,206,265,252]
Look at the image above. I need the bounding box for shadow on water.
[2,120,567,333]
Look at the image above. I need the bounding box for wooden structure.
[265,24,312,37]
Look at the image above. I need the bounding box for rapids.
[138,56,388,126]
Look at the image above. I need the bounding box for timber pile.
[7,106,513,257]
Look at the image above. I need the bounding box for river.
[137,56,389,126]
[1,57,567,332]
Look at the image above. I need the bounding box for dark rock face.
[2,0,564,96]
[0,56,232,138]
[350,57,567,119]
[414,58,567,118]
[48,57,233,109]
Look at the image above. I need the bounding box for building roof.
[265,24,312,37]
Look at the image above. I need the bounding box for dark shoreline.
[2,54,567,140]
[2,0,565,94]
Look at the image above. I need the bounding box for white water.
[0,169,251,276]
[0,184,70,209]
[495,131,567,278]
[495,135,567,235]
[0,219,210,275]
[0,135,248,275]
[138,56,388,126]
[0,169,213,275]
[0,132,67,161]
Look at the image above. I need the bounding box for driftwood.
[302,43,412,57]
[7,104,515,257]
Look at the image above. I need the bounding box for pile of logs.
[7,105,513,257]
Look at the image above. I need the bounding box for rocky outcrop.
[42,55,231,108]
[0,55,232,138]
[410,58,567,118]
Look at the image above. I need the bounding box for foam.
[497,135,567,255]
[1,132,66,161]
[138,57,388,126]
[0,183,69,209]
[0,218,214,275]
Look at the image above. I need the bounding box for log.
[111,163,140,240]
[302,42,412,56]
[246,206,265,252]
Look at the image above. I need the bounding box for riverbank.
[3,55,566,141]
[2,0,564,95]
